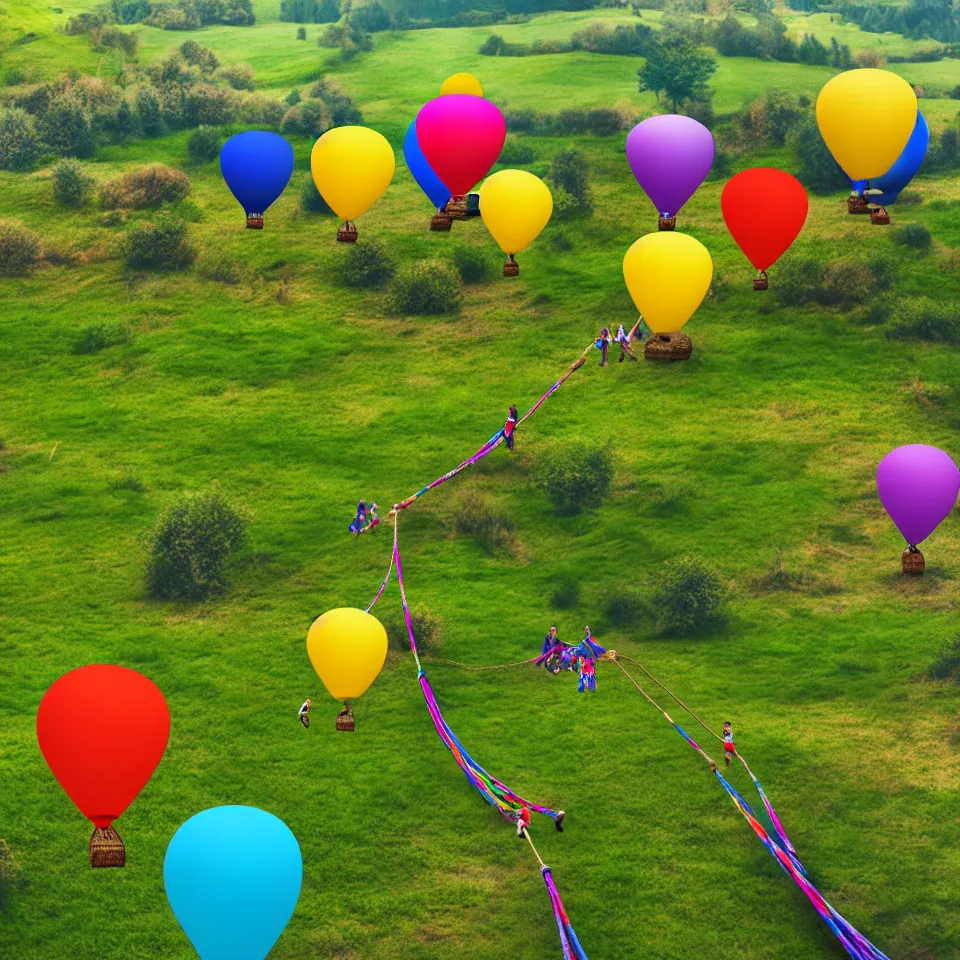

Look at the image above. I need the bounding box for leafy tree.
[0,107,42,171]
[797,32,829,64]
[535,443,614,515]
[187,126,221,163]
[638,34,716,111]
[654,556,727,637]
[550,148,592,213]
[52,159,96,206]
[179,39,219,72]
[349,0,392,30]
[297,25,307,37]
[39,99,95,158]
[793,120,847,193]
[135,87,164,137]
[0,220,41,277]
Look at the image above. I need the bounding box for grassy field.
[2,3,960,959]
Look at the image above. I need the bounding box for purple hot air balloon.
[876,444,960,548]
[626,115,714,224]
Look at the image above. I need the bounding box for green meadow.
[1,1,960,958]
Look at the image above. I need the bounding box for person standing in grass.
[722,721,736,767]
[615,318,643,362]
[349,500,368,536]
[538,626,565,674]
[298,698,311,729]
[504,404,519,452]
[595,327,612,367]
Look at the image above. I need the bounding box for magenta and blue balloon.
[877,444,960,547]
[869,111,929,203]
[626,115,714,219]
[220,131,294,223]
[403,121,450,211]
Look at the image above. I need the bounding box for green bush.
[300,178,334,215]
[550,148,592,216]
[550,230,574,252]
[820,258,873,306]
[454,490,515,552]
[145,487,249,601]
[198,249,243,283]
[605,590,647,628]
[550,574,580,609]
[887,298,960,342]
[928,636,960,681]
[868,253,898,291]
[280,98,330,138]
[774,254,823,306]
[297,25,307,38]
[124,218,195,271]
[535,442,614,514]
[102,163,191,209]
[499,136,535,165]
[38,98,95,158]
[653,556,727,637]
[893,222,932,251]
[217,62,256,91]
[0,220,41,277]
[452,245,490,284]
[342,237,396,289]
[187,127,221,164]
[384,604,442,653]
[73,321,129,354]
[52,159,96,207]
[0,107,42,171]
[390,259,461,315]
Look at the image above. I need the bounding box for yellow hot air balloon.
[816,69,917,181]
[307,607,388,730]
[623,232,712,337]
[480,170,553,277]
[441,72,483,97]
[311,126,395,243]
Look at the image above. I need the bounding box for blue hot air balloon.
[403,120,450,212]
[869,110,929,203]
[220,131,294,229]
[164,806,302,960]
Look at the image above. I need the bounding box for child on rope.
[298,698,310,729]
[349,500,368,536]
[722,721,736,767]
[368,502,380,530]
[615,318,643,362]
[504,404,519,452]
[594,327,612,367]
[516,804,531,839]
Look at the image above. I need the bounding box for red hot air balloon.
[37,664,170,867]
[415,94,505,217]
[721,168,808,290]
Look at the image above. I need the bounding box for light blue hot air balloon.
[164,806,302,960]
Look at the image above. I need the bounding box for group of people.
[595,318,646,367]
[349,499,380,536]
[536,625,607,694]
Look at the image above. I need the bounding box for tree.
[0,107,42,171]
[550,148,592,215]
[638,35,716,112]
[793,120,847,193]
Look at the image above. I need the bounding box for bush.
[0,107,42,170]
[52,159,96,207]
[198,249,243,283]
[102,163,191,209]
[135,87,164,137]
[498,136,535,165]
[280,98,330,138]
[550,230,574,252]
[887,298,960,342]
[653,555,726,637]
[775,254,823,306]
[452,245,490,284]
[342,237,396,289]
[820,257,873,306]
[145,487,248,601]
[300,178,334,214]
[741,90,805,146]
[179,39,219,72]
[893,222,932,251]
[453,490,515,552]
[38,98,95,158]
[0,219,41,277]
[124,217,195,271]
[550,148,592,216]
[297,25,307,38]
[390,259,461,315]
[242,96,286,129]
[605,590,646,628]
[928,636,960,681]
[550,574,580,609]
[855,48,886,67]
[73,321,129,354]
[217,62,256,91]
[384,604,442,653]
[535,442,614,514]
[187,127,221,164]
[793,120,847,193]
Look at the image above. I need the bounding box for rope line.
[424,656,541,671]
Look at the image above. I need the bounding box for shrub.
[550,148,592,216]
[384,604,442,653]
[605,590,646,628]
[390,259,461,315]
[928,635,960,681]
[102,163,191,209]
[868,253,899,291]
[187,127,221,164]
[198,249,243,283]
[820,258,873,306]
[110,472,146,492]
[217,62,256,91]
[0,219,41,277]
[52,159,96,207]
[887,298,960,342]
[342,237,396,289]
[454,490,515,552]
[0,839,23,908]
[242,96,286,129]
[653,555,726,637]
[855,48,886,68]
[135,87,164,137]
[73,321,129,354]
[775,254,823,306]
[0,107,42,170]
[550,574,580,609]
[124,218,195,271]
[300,178,334,214]
[499,136,535,165]
[285,87,302,106]
[535,442,614,514]
[145,487,248,601]
[893,222,932,251]
[741,90,805,146]
[179,39,219,72]
[550,230,574,252]
[280,98,330,138]
[38,98,95,158]
[297,25,307,38]
[793,120,847,193]
[452,245,490,284]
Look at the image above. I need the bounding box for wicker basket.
[902,547,925,575]
[847,195,868,215]
[90,825,125,868]
[337,222,358,243]
[753,270,768,291]
[870,207,890,225]
[430,212,452,232]
[336,700,355,732]
[446,197,468,221]
[644,331,692,361]
[503,255,519,278]
[246,214,264,230]
[658,215,676,231]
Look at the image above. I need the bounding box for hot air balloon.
[480,170,553,276]
[416,94,505,220]
[623,232,712,361]
[626,115,714,230]
[311,126,395,242]
[220,131,294,230]
[877,444,960,574]
[864,111,929,225]
[307,607,388,730]
[721,168,808,289]
[165,806,302,960]
[403,121,452,232]
[37,665,170,867]
[441,72,483,97]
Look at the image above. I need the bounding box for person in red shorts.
[722,721,736,767]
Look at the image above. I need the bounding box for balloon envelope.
[403,121,450,211]
[877,444,960,546]
[870,111,929,201]
[307,607,388,701]
[441,72,483,97]
[164,806,302,960]
[220,131,294,218]
[721,168,808,272]
[623,232,713,334]
[816,69,917,180]
[626,115,714,218]
[311,126,395,222]
[37,665,169,828]
[416,95,505,198]
[480,170,553,255]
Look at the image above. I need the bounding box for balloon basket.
[90,826,125,868]
[753,271,768,291]
[430,213,452,232]
[847,195,869,215]
[658,216,676,231]
[337,222,358,243]
[446,197,468,221]
[870,207,890,225]
[644,331,692,362]
[902,547,925,575]
[336,700,355,732]
[503,255,519,278]
[246,214,264,230]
